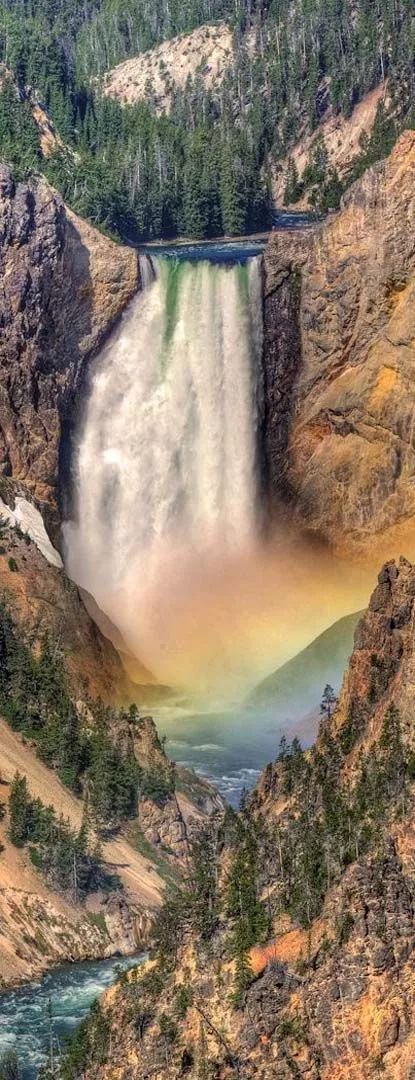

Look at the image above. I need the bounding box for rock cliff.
[0,164,139,529]
[0,507,130,702]
[0,163,143,698]
[263,130,415,560]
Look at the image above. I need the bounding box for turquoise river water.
[0,954,145,1078]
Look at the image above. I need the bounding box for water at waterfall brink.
[64,253,266,699]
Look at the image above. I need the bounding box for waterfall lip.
[138,239,266,267]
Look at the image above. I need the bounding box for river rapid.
[0,954,145,1078]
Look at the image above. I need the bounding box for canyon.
[3,130,415,574]
[2,5,415,1078]
[1,116,415,1078]
[75,556,415,1080]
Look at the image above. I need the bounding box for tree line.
[0,0,415,238]
[0,598,175,833]
[8,773,111,896]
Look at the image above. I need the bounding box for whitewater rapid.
[64,254,263,694]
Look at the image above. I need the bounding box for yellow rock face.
[264,131,415,564]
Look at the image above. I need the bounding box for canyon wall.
[0,166,146,699]
[0,164,139,528]
[263,130,415,560]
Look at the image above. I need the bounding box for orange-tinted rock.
[264,131,415,560]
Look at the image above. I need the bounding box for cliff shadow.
[260,259,304,524]
[57,217,138,526]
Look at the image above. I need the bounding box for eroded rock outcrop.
[264,130,415,559]
[112,713,224,863]
[0,164,139,525]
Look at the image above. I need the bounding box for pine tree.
[8,773,30,847]
[283,157,301,206]
[320,684,337,722]
[0,1051,20,1080]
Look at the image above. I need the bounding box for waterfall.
[64,254,263,695]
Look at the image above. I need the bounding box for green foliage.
[7,558,18,573]
[87,729,138,829]
[0,1050,20,1080]
[283,157,302,206]
[0,603,84,789]
[139,966,164,998]
[8,773,110,896]
[335,910,354,945]
[299,139,344,212]
[8,774,29,847]
[263,697,414,931]
[139,763,175,806]
[152,821,220,972]
[350,101,397,184]
[158,1011,178,1044]
[225,817,270,1000]
[0,0,411,240]
[320,684,337,721]
[277,735,306,795]
[0,77,41,180]
[0,601,151,831]
[60,1001,110,1079]
[174,984,192,1019]
[276,1014,305,1042]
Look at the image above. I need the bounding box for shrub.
[0,1050,20,1080]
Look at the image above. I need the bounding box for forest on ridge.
[0,0,414,239]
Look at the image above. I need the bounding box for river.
[0,954,145,1078]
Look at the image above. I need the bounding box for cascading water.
[64,254,264,696]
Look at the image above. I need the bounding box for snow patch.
[0,497,63,569]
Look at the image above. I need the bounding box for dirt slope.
[0,719,162,909]
[103,23,233,113]
[274,84,386,207]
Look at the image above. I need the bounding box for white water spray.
[64,255,263,694]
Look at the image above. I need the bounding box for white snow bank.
[0,497,63,569]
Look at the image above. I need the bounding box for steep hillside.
[103,23,234,113]
[0,720,157,986]
[0,506,130,702]
[0,511,223,985]
[249,611,360,714]
[263,129,415,561]
[273,83,388,209]
[1,0,413,239]
[0,646,222,986]
[68,557,415,1079]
